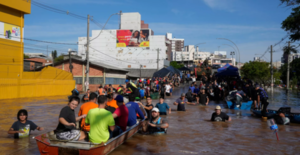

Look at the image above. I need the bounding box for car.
[212,64,221,69]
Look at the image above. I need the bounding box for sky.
[23,0,297,63]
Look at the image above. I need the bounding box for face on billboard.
[116,29,150,47]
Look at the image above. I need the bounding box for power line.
[259,34,290,59]
[0,33,80,45]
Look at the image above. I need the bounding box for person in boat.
[142,107,169,134]
[255,85,269,116]
[155,97,171,115]
[125,79,140,98]
[78,92,98,132]
[106,94,118,113]
[236,87,246,107]
[211,106,231,122]
[274,112,290,125]
[55,96,87,141]
[8,109,44,138]
[85,95,116,143]
[112,95,129,132]
[83,89,90,102]
[174,93,196,111]
[126,94,145,127]
[138,96,154,120]
[98,85,106,96]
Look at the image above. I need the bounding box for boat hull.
[226,100,253,110]
[252,109,300,124]
[35,120,143,155]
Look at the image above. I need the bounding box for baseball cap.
[152,107,159,113]
[181,93,185,97]
[125,79,129,83]
[115,95,124,102]
[255,84,260,88]
[215,105,221,110]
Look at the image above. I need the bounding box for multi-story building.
[78,12,170,78]
[210,51,236,66]
[193,51,211,64]
[166,33,184,61]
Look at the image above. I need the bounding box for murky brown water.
[1,84,300,155]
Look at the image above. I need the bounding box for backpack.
[259,88,268,100]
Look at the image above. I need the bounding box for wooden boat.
[226,99,253,110]
[35,106,147,155]
[252,107,300,124]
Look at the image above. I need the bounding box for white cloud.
[202,0,236,12]
[171,9,179,14]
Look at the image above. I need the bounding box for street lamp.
[217,38,240,68]
[230,51,235,66]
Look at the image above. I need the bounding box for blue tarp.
[153,66,183,78]
[216,63,239,77]
[217,63,232,72]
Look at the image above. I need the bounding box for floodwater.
[1,84,300,155]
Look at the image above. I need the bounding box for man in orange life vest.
[83,89,90,102]
[98,85,106,96]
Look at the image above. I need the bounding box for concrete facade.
[78,12,169,73]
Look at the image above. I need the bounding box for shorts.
[170,88,173,93]
[56,130,81,141]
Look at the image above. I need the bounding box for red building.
[53,58,128,92]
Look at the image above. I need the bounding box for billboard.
[116,29,150,47]
[0,21,21,42]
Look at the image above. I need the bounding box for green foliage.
[281,1,300,41]
[274,70,282,85]
[51,50,57,59]
[241,61,270,84]
[280,58,300,84]
[24,54,29,59]
[283,45,298,55]
[170,61,184,69]
[54,54,64,63]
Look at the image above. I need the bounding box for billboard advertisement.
[116,29,150,47]
[0,21,21,42]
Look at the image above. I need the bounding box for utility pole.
[286,41,290,93]
[157,48,160,71]
[270,45,273,89]
[140,65,142,78]
[85,14,90,91]
[119,10,122,29]
[69,51,73,74]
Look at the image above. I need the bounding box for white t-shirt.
[165,85,171,93]
[192,77,196,82]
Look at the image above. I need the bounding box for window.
[221,60,232,63]
[89,77,104,84]
[74,77,83,84]
[105,78,125,85]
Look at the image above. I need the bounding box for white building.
[210,51,236,66]
[166,33,185,61]
[172,45,195,62]
[78,12,169,78]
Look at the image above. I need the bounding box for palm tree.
[283,45,298,63]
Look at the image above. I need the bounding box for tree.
[24,54,29,59]
[51,50,57,59]
[280,58,300,84]
[54,54,64,63]
[241,61,271,84]
[170,61,184,69]
[281,0,300,42]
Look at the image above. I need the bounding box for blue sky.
[24,0,296,63]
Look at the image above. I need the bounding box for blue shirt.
[155,102,170,113]
[139,89,145,98]
[187,74,190,78]
[125,101,145,126]
[189,86,195,93]
[194,88,200,94]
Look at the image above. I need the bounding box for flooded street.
[1,84,300,155]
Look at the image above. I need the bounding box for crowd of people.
[9,71,291,144]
